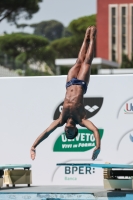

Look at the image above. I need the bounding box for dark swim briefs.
[66,78,87,94]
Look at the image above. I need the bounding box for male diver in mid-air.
[30,26,101,161]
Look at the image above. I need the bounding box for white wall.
[98,69,133,74]
[0,75,133,186]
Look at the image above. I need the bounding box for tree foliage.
[121,54,133,68]
[0,0,42,23]
[25,67,52,76]
[16,23,28,29]
[0,13,97,75]
[50,15,96,59]
[50,36,82,58]
[31,20,64,41]
[68,14,96,36]
[62,27,73,37]
[0,33,48,58]
[0,33,55,71]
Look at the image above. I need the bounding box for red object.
[96,0,133,62]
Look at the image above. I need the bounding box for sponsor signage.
[52,159,103,184]
[53,97,104,120]
[1,75,133,185]
[117,97,133,117]
[53,129,104,152]
[124,102,133,114]
[64,165,95,175]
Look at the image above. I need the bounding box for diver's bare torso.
[61,85,86,125]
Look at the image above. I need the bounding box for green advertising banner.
[53,129,104,152]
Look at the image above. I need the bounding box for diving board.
[0,164,31,170]
[57,162,133,190]
[57,163,133,169]
[0,164,32,188]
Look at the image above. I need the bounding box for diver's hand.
[30,147,36,160]
[92,147,100,160]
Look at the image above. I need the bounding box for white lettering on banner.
[62,143,95,149]
[90,134,95,142]
[59,105,99,113]
[62,144,72,148]
[62,134,67,142]
[86,134,90,141]
[78,143,95,147]
[61,133,95,142]
[73,144,78,148]
[81,133,85,141]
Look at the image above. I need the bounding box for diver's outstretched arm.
[30,118,63,160]
[81,119,100,160]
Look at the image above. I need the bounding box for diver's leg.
[66,26,91,82]
[77,26,96,85]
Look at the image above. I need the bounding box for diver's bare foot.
[85,26,92,41]
[30,147,36,160]
[90,26,97,40]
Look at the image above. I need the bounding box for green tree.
[0,0,42,23]
[0,33,55,72]
[16,23,28,29]
[62,27,73,37]
[31,20,64,41]
[25,67,52,76]
[50,15,97,59]
[50,36,82,58]
[68,14,96,37]
[121,54,133,68]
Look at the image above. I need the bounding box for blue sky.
[0,0,96,34]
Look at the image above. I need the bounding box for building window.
[112,50,116,61]
[111,7,116,61]
[121,7,126,52]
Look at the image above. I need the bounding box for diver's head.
[64,119,78,139]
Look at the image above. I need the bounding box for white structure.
[55,57,120,75]
[0,66,19,77]
[29,61,54,75]
[0,75,133,186]
[98,68,133,74]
